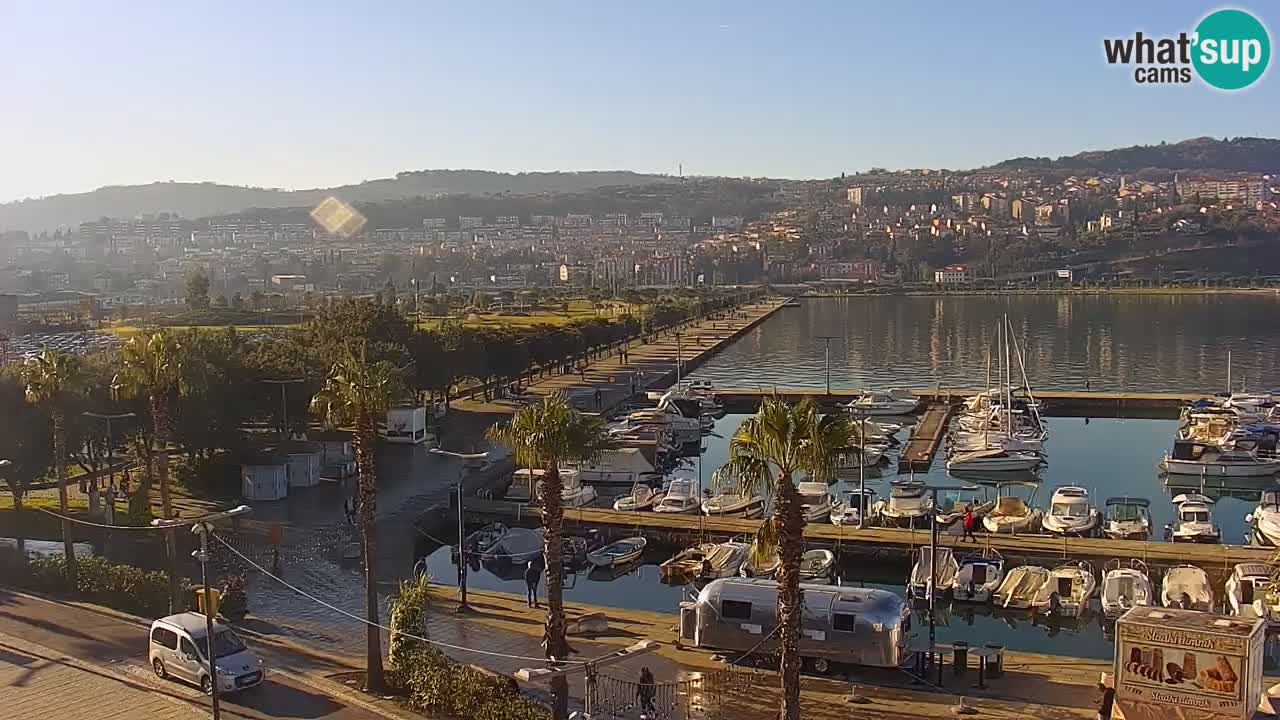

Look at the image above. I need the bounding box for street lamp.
[83,411,136,504]
[891,480,977,647]
[516,640,660,720]
[153,505,252,720]
[429,447,490,612]
[261,379,304,441]
[816,335,840,395]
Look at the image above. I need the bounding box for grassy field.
[105,323,300,336]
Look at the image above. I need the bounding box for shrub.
[4,554,184,617]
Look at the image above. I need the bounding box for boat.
[843,389,921,416]
[993,565,1050,609]
[1165,493,1221,544]
[830,489,876,526]
[1246,490,1280,547]
[798,549,836,583]
[488,527,545,564]
[1224,562,1279,624]
[982,481,1042,534]
[797,482,834,523]
[952,549,1005,603]
[571,448,662,489]
[1031,561,1096,617]
[1161,564,1214,612]
[463,523,509,559]
[586,537,648,569]
[1102,497,1152,541]
[660,543,718,579]
[1160,440,1280,477]
[1041,486,1101,537]
[835,444,886,470]
[536,468,597,508]
[702,492,766,519]
[739,546,780,579]
[654,478,702,514]
[947,446,1044,473]
[1100,559,1154,619]
[909,547,959,599]
[672,541,749,580]
[873,482,934,528]
[613,482,665,512]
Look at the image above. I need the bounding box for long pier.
[456,498,1271,568]
[715,389,1201,418]
[897,402,952,472]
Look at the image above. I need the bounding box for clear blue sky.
[2,1,1276,202]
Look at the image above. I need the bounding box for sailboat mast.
[1003,314,1012,435]
[1227,349,1233,394]
[984,348,992,446]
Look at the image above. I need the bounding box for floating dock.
[897,402,952,473]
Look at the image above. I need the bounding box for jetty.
[897,401,952,472]
[714,388,1201,418]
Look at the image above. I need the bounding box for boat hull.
[1162,459,1280,477]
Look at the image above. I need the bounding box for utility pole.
[262,379,304,441]
[817,335,839,395]
[429,448,489,612]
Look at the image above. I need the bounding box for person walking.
[1096,680,1115,720]
[524,560,541,607]
[594,388,603,409]
[637,666,657,717]
[962,504,977,543]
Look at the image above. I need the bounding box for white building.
[934,265,974,285]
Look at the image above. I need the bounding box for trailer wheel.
[808,657,832,675]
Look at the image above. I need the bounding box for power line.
[37,507,164,531]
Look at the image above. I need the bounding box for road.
[0,589,392,720]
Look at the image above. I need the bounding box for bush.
[4,555,185,617]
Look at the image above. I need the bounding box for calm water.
[689,295,1280,392]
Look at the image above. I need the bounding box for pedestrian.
[524,560,541,607]
[594,388,603,409]
[962,504,977,543]
[637,666,657,717]
[1096,680,1115,720]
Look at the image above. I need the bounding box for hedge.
[3,554,185,617]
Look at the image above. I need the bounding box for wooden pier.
[456,497,1272,568]
[897,402,952,473]
[715,389,1200,418]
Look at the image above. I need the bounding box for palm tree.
[486,396,610,720]
[23,350,84,587]
[714,396,858,720]
[310,345,405,693]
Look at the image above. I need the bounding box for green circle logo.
[1192,9,1270,90]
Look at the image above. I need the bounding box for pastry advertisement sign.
[1115,620,1255,720]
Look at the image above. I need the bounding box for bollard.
[952,641,969,676]
[950,696,979,716]
[983,642,1004,678]
[846,684,871,704]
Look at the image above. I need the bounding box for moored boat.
[1102,497,1152,541]
[798,549,836,583]
[1100,559,1153,619]
[873,482,934,528]
[1161,564,1214,612]
[702,492,766,519]
[909,546,958,599]
[1224,562,1279,625]
[982,481,1042,534]
[1165,493,1221,544]
[613,482,665,512]
[952,549,1004,603]
[1031,561,1096,617]
[994,565,1050,609]
[1041,486,1100,537]
[586,537,647,569]
[653,478,702,514]
[797,482,835,523]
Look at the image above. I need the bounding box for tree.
[310,346,405,694]
[714,396,858,720]
[486,397,611,720]
[231,292,245,310]
[185,271,211,310]
[23,350,85,587]
[0,368,52,559]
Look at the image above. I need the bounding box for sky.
[2,1,1277,202]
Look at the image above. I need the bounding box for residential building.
[1178,177,1267,203]
[847,187,865,207]
[459,216,484,230]
[934,264,974,285]
[558,263,590,286]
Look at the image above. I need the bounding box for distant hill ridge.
[989,136,1280,174]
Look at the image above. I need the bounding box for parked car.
[149,612,264,694]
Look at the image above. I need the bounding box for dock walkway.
[897,402,952,472]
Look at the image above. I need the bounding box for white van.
[149,612,265,694]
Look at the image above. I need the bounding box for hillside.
[991,136,1280,174]
[0,170,678,233]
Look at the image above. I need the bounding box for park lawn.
[105,323,301,336]
[0,494,90,511]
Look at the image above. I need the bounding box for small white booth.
[383,405,437,447]
[241,455,289,501]
[282,442,322,488]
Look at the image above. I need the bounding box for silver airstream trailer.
[679,578,910,672]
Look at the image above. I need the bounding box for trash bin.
[984,642,1005,678]
[192,586,220,617]
[952,640,969,675]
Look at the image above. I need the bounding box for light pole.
[153,505,252,720]
[817,335,839,395]
[83,411,136,502]
[516,640,660,720]
[262,379,304,441]
[429,448,489,612]
[674,331,683,384]
[891,480,977,647]
[411,278,420,326]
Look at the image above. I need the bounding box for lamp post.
[516,640,660,720]
[83,411,136,501]
[891,480,977,647]
[262,379,304,441]
[153,505,252,720]
[411,278,420,326]
[429,448,489,612]
[817,335,839,396]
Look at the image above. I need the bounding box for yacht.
[653,478,702,515]
[1165,493,1221,544]
[613,482,665,512]
[994,565,1050,609]
[830,489,876,526]
[947,446,1044,472]
[909,546,959,599]
[1161,565,1214,612]
[1160,440,1280,477]
[1100,559,1153,619]
[873,482,935,528]
[571,448,662,490]
[619,398,703,446]
[586,537,647,569]
[1041,486,1101,537]
[843,388,921,416]
[797,482,835,523]
[1246,490,1280,547]
[1224,563,1278,624]
[702,491,766,519]
[1102,497,1152,541]
[798,549,836,583]
[1031,561,1097,617]
[952,549,1005,603]
[982,481,1042,534]
[536,468,597,508]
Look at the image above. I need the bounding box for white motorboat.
[982,481,1042,534]
[699,541,749,579]
[1247,490,1280,547]
[952,549,1005,603]
[653,478,702,514]
[571,448,662,490]
[798,549,836,583]
[843,388,921,416]
[536,468,597,508]
[1165,493,1221,544]
[1041,486,1101,537]
[739,546,780,579]
[613,483,665,512]
[994,565,1050,609]
[835,444,886,470]
[1162,564,1214,612]
[489,528,545,564]
[1031,561,1097,617]
[1161,441,1280,477]
[909,546,959,599]
[947,446,1044,472]
[659,543,718,579]
[1102,497,1152,541]
[797,481,834,523]
[702,492,766,519]
[873,482,935,528]
[464,523,509,559]
[830,489,876,526]
[586,537,648,568]
[1100,559,1153,619]
[1224,562,1279,624]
